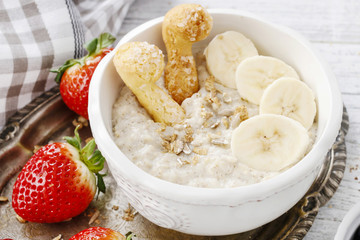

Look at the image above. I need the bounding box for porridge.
[112,51,317,188]
[111,4,317,188]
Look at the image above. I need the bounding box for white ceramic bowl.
[335,202,360,240]
[88,9,343,235]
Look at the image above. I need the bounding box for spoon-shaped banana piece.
[113,42,185,126]
[162,4,213,104]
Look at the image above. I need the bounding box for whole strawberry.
[51,33,116,119]
[69,227,134,240]
[12,127,106,223]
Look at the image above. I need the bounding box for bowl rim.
[88,8,343,204]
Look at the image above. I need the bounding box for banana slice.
[260,77,316,129]
[204,31,258,89]
[231,114,310,172]
[235,56,300,104]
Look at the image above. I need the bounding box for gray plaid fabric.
[0,0,133,130]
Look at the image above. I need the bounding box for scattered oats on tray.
[0,196,8,202]
[88,209,100,225]
[122,204,137,221]
[16,214,27,223]
[52,234,62,240]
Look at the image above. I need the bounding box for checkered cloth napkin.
[0,0,133,130]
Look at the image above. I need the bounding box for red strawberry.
[51,33,116,119]
[12,127,106,223]
[69,227,134,240]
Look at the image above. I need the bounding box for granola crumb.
[210,120,220,129]
[177,158,191,166]
[234,105,249,122]
[184,125,194,143]
[204,117,220,128]
[161,133,177,142]
[88,209,100,225]
[172,139,184,155]
[122,204,137,221]
[161,133,184,154]
[193,147,208,155]
[211,139,229,146]
[200,107,214,120]
[222,92,232,103]
[192,155,200,165]
[212,95,221,109]
[112,205,119,211]
[203,79,221,110]
[183,143,192,154]
[230,113,242,128]
[202,120,209,128]
[16,214,27,223]
[161,140,172,153]
[221,116,229,129]
[204,75,216,92]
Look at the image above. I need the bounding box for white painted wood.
[120,0,360,239]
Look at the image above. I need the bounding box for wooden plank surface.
[119,0,360,239]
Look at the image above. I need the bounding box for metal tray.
[0,86,348,239]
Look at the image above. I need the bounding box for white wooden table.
[119,0,360,239]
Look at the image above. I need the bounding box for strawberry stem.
[125,232,135,240]
[64,126,81,149]
[65,126,107,195]
[51,32,116,84]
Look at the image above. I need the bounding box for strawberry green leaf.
[54,72,62,84]
[50,59,80,84]
[96,172,106,195]
[64,136,79,150]
[81,139,96,160]
[84,33,115,57]
[84,38,98,56]
[98,33,116,51]
[86,150,105,173]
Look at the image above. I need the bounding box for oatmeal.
[112,52,317,188]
